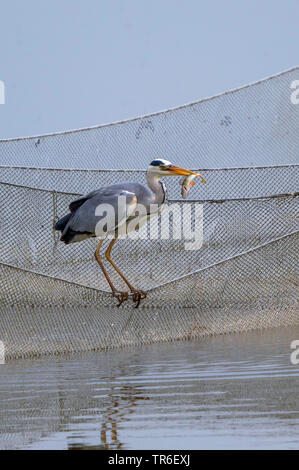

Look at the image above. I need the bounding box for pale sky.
[0,0,298,139]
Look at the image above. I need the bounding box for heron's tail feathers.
[55,213,93,244]
[61,229,93,244]
[55,213,71,231]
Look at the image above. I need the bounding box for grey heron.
[55,159,203,307]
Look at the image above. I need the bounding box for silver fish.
[179,172,206,199]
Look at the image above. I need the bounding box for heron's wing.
[69,189,103,212]
[64,188,137,236]
[69,196,91,213]
[69,182,153,212]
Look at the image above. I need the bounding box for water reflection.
[66,383,150,450]
[0,326,299,450]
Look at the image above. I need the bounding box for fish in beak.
[168,165,207,184]
[180,173,207,199]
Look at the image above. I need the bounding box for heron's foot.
[112,290,129,307]
[131,290,147,308]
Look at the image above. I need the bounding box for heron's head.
[148,159,199,177]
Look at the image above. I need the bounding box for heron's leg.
[94,239,128,307]
[105,238,147,308]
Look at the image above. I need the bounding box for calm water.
[0,326,299,450]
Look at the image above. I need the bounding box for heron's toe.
[139,290,147,300]
[132,290,147,308]
[112,291,129,307]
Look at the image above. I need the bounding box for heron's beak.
[168,165,198,176]
[168,165,207,184]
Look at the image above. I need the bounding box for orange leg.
[105,238,147,308]
[94,239,128,307]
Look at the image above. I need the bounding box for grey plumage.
[55,182,155,244]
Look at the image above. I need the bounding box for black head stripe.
[150,159,165,166]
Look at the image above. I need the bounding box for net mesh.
[0,67,298,359]
[0,66,298,170]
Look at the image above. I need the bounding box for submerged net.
[0,67,298,359]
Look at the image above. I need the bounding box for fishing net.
[0,67,298,359]
[0,67,298,170]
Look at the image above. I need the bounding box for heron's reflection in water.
[67,381,150,450]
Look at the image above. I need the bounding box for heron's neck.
[146,172,167,206]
